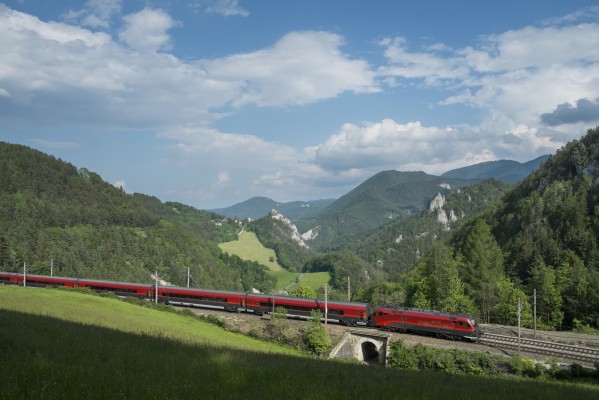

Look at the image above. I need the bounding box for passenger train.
[0,271,482,341]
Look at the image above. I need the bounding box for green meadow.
[1,285,599,399]
[219,231,283,271]
[218,231,330,291]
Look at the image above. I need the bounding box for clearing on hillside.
[219,231,283,271]
[218,231,330,292]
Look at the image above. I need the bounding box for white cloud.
[0,7,376,130]
[204,0,249,17]
[114,179,126,190]
[63,0,122,29]
[379,23,599,130]
[119,8,178,52]
[201,31,379,107]
[216,170,230,186]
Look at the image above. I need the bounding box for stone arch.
[359,340,379,362]
[329,329,390,365]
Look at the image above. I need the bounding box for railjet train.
[0,272,482,341]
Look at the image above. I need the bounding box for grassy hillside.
[219,231,329,291]
[1,286,598,399]
[219,231,283,271]
[0,285,295,353]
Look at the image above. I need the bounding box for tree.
[493,276,532,327]
[290,283,317,298]
[438,274,476,313]
[410,242,474,313]
[460,220,504,322]
[529,260,564,329]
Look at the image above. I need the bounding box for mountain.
[0,142,276,293]
[354,178,511,278]
[210,196,335,221]
[217,156,547,251]
[441,155,549,183]
[295,171,480,251]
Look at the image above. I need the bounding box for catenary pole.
[518,297,521,356]
[325,285,328,326]
[533,289,537,339]
[155,270,158,303]
[347,276,351,301]
[23,262,26,287]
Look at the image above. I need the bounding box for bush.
[303,323,329,355]
[388,340,419,370]
[303,310,329,356]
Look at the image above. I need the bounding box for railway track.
[480,333,599,364]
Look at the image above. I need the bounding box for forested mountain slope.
[0,142,275,292]
[297,171,479,251]
[386,127,599,332]
[355,178,511,279]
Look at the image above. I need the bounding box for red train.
[0,272,481,341]
[370,305,481,341]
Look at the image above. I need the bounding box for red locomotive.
[0,272,482,341]
[370,305,481,341]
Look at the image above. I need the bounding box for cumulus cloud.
[119,8,177,52]
[201,31,379,107]
[379,23,599,127]
[541,98,599,126]
[0,7,376,130]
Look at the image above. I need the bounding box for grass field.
[219,231,283,271]
[1,285,598,399]
[218,231,330,291]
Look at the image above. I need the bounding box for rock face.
[270,210,310,248]
[428,193,457,229]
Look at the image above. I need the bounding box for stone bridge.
[329,328,390,365]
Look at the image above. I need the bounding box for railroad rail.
[480,333,599,364]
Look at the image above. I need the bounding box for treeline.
[0,142,275,293]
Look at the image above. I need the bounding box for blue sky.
[1,1,599,209]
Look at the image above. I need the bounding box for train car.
[158,286,246,312]
[371,305,482,341]
[245,293,369,325]
[324,299,369,326]
[0,272,79,288]
[0,272,19,284]
[245,293,318,318]
[22,274,78,288]
[77,278,152,298]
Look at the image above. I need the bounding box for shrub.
[304,323,329,355]
[388,340,419,370]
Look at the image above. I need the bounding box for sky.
[1,1,599,209]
